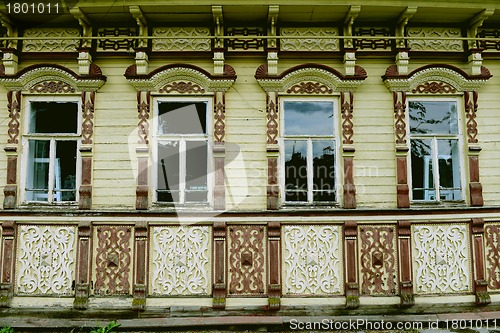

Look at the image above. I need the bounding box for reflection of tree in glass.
[285,143,307,191]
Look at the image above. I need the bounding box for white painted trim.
[414,295,475,304]
[225,297,268,308]
[359,296,400,305]
[11,296,74,308]
[146,297,212,308]
[88,297,133,309]
[281,297,345,306]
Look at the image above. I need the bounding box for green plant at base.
[0,326,14,333]
[90,321,120,333]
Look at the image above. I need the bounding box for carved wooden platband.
[397,220,414,306]
[344,221,359,308]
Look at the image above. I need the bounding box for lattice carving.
[158,81,205,94]
[477,29,500,51]
[16,225,76,295]
[7,90,20,145]
[286,82,333,94]
[412,224,471,294]
[152,27,211,51]
[29,81,76,93]
[151,226,211,295]
[359,226,397,295]
[341,92,354,144]
[214,100,225,143]
[22,28,80,52]
[411,81,457,94]
[94,226,132,295]
[228,225,266,296]
[97,28,136,51]
[137,92,150,145]
[485,224,500,290]
[267,95,278,144]
[394,91,407,145]
[283,225,342,295]
[280,27,340,52]
[81,91,95,145]
[407,27,463,52]
[226,27,265,51]
[465,91,479,144]
[354,27,391,50]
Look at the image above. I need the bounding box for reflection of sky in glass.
[284,101,334,135]
[409,101,458,135]
[158,102,206,134]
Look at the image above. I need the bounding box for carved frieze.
[29,81,75,94]
[152,27,211,52]
[354,27,391,50]
[286,82,332,94]
[97,28,136,51]
[412,224,471,294]
[16,225,76,295]
[226,27,265,51]
[228,225,266,296]
[150,226,211,295]
[280,28,340,52]
[359,226,397,295]
[485,224,500,290]
[22,28,80,52]
[158,81,205,94]
[282,225,342,295]
[412,81,457,94]
[94,226,132,295]
[407,27,463,52]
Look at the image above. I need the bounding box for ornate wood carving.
[469,154,484,206]
[267,222,281,310]
[213,91,226,210]
[97,28,136,51]
[136,91,150,210]
[7,91,20,145]
[22,28,80,52]
[0,221,15,307]
[354,27,391,50]
[74,222,91,309]
[226,27,265,51]
[280,27,340,52]
[137,91,150,145]
[286,82,333,94]
[95,226,132,295]
[341,92,354,145]
[465,91,479,144]
[394,91,407,145]
[407,27,463,52]
[213,222,227,309]
[82,91,95,145]
[152,27,211,52]
[266,93,278,145]
[485,223,500,290]
[159,81,205,94]
[470,218,490,304]
[29,81,75,94]
[214,94,225,143]
[344,221,359,308]
[228,225,266,296]
[132,222,147,311]
[397,220,414,306]
[411,81,457,94]
[359,226,397,296]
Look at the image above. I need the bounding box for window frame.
[279,97,340,206]
[407,96,466,203]
[20,95,82,205]
[152,96,213,207]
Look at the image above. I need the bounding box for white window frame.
[21,95,82,204]
[279,97,340,205]
[407,96,466,203]
[152,97,213,206]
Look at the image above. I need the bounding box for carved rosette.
[94,226,132,295]
[137,91,150,145]
[412,224,472,294]
[6,91,20,145]
[151,226,211,295]
[16,225,76,295]
[465,91,479,144]
[29,81,75,93]
[282,225,342,295]
[81,91,95,145]
[228,225,266,296]
[485,224,500,290]
[359,226,397,295]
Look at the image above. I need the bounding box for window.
[281,100,338,204]
[154,99,211,204]
[409,99,464,202]
[22,97,80,203]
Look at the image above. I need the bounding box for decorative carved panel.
[97,28,136,51]
[465,91,479,144]
[214,98,225,143]
[29,81,75,93]
[81,91,95,145]
[341,92,354,145]
[158,82,205,94]
[228,225,266,296]
[266,94,278,145]
[354,27,391,50]
[152,27,211,52]
[286,82,333,94]
[485,224,500,290]
[94,226,132,295]
[412,224,472,294]
[150,226,211,295]
[22,28,80,52]
[137,91,150,145]
[280,28,340,51]
[16,225,76,295]
[7,91,20,145]
[393,91,407,145]
[226,27,265,51]
[476,29,500,51]
[359,226,397,295]
[411,81,457,94]
[407,28,463,52]
[282,225,342,295]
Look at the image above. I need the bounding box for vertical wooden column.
[266,92,279,210]
[3,90,21,209]
[136,91,150,210]
[74,221,92,309]
[213,221,227,309]
[0,221,15,307]
[464,91,484,206]
[267,221,281,310]
[341,92,356,209]
[132,221,148,311]
[393,91,410,208]
[397,220,414,306]
[344,221,359,308]
[471,218,490,304]
[213,91,226,210]
[79,91,95,210]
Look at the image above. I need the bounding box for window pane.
[29,102,78,134]
[157,141,180,202]
[411,139,435,201]
[26,140,50,201]
[54,141,77,202]
[185,141,208,202]
[409,101,458,135]
[284,140,307,202]
[312,140,336,202]
[158,102,207,134]
[438,139,462,200]
[284,101,334,136]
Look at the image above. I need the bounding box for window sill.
[151,202,212,211]
[410,200,466,208]
[18,202,78,209]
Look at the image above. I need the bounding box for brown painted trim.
[0,63,106,81]
[382,63,492,80]
[213,221,227,309]
[81,91,95,145]
[136,91,150,211]
[255,63,367,80]
[267,221,281,310]
[267,157,279,210]
[0,221,16,307]
[394,91,407,145]
[125,63,237,80]
[132,221,148,311]
[3,156,17,210]
[397,220,414,306]
[79,157,92,210]
[344,221,359,308]
[396,157,410,208]
[266,92,278,145]
[74,221,92,309]
[343,157,356,209]
[214,92,226,143]
[6,91,21,145]
[469,156,484,207]
[213,149,225,211]
[470,218,490,304]
[464,91,479,144]
[341,92,354,145]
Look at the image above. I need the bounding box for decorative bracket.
[467,8,494,50]
[212,6,225,75]
[0,12,18,50]
[70,8,92,49]
[267,5,279,76]
[0,13,18,75]
[130,6,148,48]
[396,6,417,49]
[343,5,360,49]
